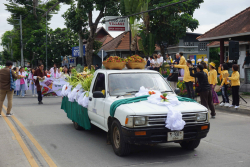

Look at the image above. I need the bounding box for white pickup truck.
[73,69,210,156]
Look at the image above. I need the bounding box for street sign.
[105,16,128,31]
[72,45,85,57]
[97,49,108,59]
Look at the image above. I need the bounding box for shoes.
[6,113,14,117]
[229,105,234,108]
[0,114,1,117]
[211,116,216,119]
[36,94,38,97]
[224,103,230,107]
[21,96,24,98]
[219,102,225,106]
[235,106,239,109]
[32,95,35,97]
[38,101,43,104]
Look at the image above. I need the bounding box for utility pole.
[46,11,48,69]
[79,34,84,66]
[20,15,24,67]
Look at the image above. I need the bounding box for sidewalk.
[215,93,250,115]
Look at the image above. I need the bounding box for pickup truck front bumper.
[121,123,209,145]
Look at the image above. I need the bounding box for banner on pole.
[40,78,67,96]
[105,16,128,31]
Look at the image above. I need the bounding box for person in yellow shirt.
[179,52,186,76]
[219,64,230,107]
[227,64,240,109]
[209,62,220,105]
[173,60,195,99]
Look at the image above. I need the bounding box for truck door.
[88,73,106,128]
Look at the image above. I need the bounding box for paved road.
[1,93,250,167]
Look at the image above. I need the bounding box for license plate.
[167,131,184,141]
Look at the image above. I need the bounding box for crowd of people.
[157,52,241,118]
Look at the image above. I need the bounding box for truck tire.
[180,139,200,150]
[73,121,83,130]
[111,120,131,156]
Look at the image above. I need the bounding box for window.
[93,73,105,93]
[108,73,172,96]
[184,42,194,46]
[198,43,207,51]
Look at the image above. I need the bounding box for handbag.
[10,69,15,91]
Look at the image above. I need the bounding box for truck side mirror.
[93,91,105,98]
[174,88,180,94]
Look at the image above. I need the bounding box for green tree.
[209,47,220,67]
[148,0,203,57]
[3,0,72,67]
[63,0,120,68]
[25,28,78,68]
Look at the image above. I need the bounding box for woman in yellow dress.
[208,62,220,105]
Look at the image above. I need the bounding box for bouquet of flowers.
[126,55,146,63]
[104,56,126,63]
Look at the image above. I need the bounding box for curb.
[215,106,250,116]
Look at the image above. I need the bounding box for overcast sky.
[1,0,250,52]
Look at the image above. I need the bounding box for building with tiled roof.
[198,6,250,87]
[100,31,160,57]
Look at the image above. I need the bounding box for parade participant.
[16,67,28,97]
[201,61,208,76]
[50,63,58,78]
[63,67,70,76]
[157,53,164,67]
[149,56,154,67]
[57,68,62,78]
[167,66,179,89]
[208,62,220,105]
[179,52,186,76]
[34,63,47,104]
[152,54,160,71]
[189,64,216,118]
[242,52,250,68]
[0,61,21,116]
[166,54,171,64]
[219,64,230,107]
[146,57,150,68]
[28,68,37,97]
[173,60,195,99]
[227,64,240,109]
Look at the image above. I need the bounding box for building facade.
[167,32,209,64]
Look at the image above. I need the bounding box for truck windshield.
[108,73,172,96]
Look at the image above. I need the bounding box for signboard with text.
[72,46,85,57]
[105,16,128,31]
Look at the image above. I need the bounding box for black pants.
[232,86,239,106]
[221,84,229,103]
[185,82,194,99]
[37,91,42,102]
[200,90,216,116]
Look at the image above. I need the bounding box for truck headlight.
[196,113,207,121]
[134,116,146,125]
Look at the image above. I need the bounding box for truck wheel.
[73,122,83,130]
[180,139,200,150]
[111,120,130,156]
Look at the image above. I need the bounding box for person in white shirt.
[50,63,58,78]
[157,53,164,67]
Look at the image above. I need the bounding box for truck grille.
[146,113,206,127]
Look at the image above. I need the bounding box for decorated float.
[60,64,210,156]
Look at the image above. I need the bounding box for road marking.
[1,111,39,167]
[3,105,57,167]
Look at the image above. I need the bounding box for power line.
[99,0,188,24]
